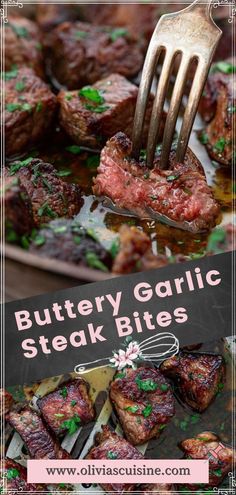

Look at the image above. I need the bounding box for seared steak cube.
[0,389,14,418]
[29,218,112,271]
[58,74,160,149]
[199,61,235,166]
[206,223,235,254]
[160,351,225,412]
[4,67,57,157]
[6,159,83,226]
[87,425,143,494]
[112,225,171,274]
[110,367,175,445]
[7,405,70,459]
[93,133,220,234]
[2,458,44,492]
[180,431,235,488]
[3,175,35,242]
[3,15,44,78]
[49,21,143,89]
[37,379,95,436]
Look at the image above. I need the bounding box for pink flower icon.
[109,341,140,370]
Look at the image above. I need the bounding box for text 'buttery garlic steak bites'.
[160,351,225,412]
[58,74,160,149]
[93,133,220,233]
[5,159,83,226]
[37,379,95,436]
[110,367,175,446]
[199,60,235,167]
[3,15,44,78]
[180,432,236,489]
[7,405,70,459]
[87,425,143,494]
[48,21,144,89]
[4,67,57,156]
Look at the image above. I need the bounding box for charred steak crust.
[3,175,35,240]
[3,458,44,492]
[4,67,57,156]
[58,73,161,149]
[0,389,14,418]
[179,431,236,488]
[110,367,175,445]
[160,351,225,412]
[199,66,235,166]
[29,218,112,270]
[93,133,220,233]
[7,405,70,459]
[49,21,144,89]
[87,425,143,494]
[37,378,95,436]
[3,15,44,78]
[6,159,83,226]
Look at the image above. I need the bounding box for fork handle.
[185,0,214,17]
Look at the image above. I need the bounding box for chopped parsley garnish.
[135,377,158,392]
[213,137,226,153]
[75,30,88,39]
[199,131,209,144]
[71,400,77,407]
[212,61,235,74]
[15,80,25,92]
[86,154,100,169]
[65,93,73,101]
[115,371,126,379]
[86,252,109,272]
[79,86,104,104]
[142,404,153,417]
[6,468,20,480]
[212,468,222,477]
[85,103,110,113]
[60,387,68,398]
[9,156,33,175]
[110,238,120,259]
[166,174,180,182]
[60,414,81,435]
[56,169,72,177]
[124,405,139,413]
[36,101,43,112]
[3,66,18,80]
[66,145,81,155]
[54,413,65,418]
[12,24,29,38]
[110,28,128,42]
[73,235,81,245]
[150,195,158,201]
[207,228,226,253]
[53,225,68,234]
[38,202,57,219]
[6,102,32,112]
[228,105,236,114]
[107,451,118,459]
[34,235,46,247]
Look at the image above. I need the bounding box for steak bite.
[112,225,172,274]
[2,458,44,492]
[0,389,14,418]
[29,218,112,271]
[6,159,83,226]
[180,431,235,488]
[206,223,235,254]
[3,175,35,242]
[4,67,57,156]
[160,351,225,412]
[37,379,95,436]
[7,405,70,459]
[199,61,235,166]
[110,367,175,446]
[3,15,44,78]
[58,74,160,149]
[87,425,143,494]
[93,133,220,234]
[49,21,143,89]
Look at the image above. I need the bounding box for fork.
[132,0,222,169]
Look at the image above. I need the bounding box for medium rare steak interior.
[93,133,220,233]
[110,367,175,445]
[160,351,225,412]
[37,378,95,436]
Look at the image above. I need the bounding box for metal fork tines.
[132,0,222,169]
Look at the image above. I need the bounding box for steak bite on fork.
[37,378,95,436]
[179,431,235,488]
[110,367,175,446]
[160,351,225,412]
